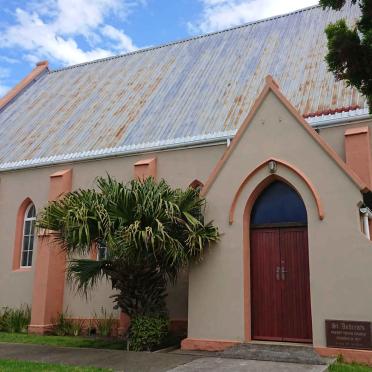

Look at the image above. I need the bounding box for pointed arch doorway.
[250,181,312,343]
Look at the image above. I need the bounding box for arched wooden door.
[250,181,312,343]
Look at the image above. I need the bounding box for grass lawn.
[0,359,112,371]
[329,362,372,371]
[0,332,125,350]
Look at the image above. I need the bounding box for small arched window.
[20,203,36,267]
[97,241,108,261]
[189,179,204,190]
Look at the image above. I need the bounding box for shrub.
[0,307,10,331]
[129,315,169,351]
[71,319,85,336]
[0,305,30,333]
[53,311,74,336]
[93,308,116,337]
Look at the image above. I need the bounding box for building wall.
[0,144,225,321]
[188,90,372,348]
[318,119,372,160]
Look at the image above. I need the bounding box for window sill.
[13,267,32,272]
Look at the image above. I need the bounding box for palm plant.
[37,176,219,317]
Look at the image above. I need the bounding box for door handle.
[276,266,280,281]
[281,266,288,281]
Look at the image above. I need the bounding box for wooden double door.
[250,227,312,343]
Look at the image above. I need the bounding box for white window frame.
[360,207,372,240]
[20,203,36,268]
[96,242,107,261]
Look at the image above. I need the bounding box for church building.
[1,2,372,364]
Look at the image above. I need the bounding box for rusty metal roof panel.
[0,3,367,165]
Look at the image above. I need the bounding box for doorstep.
[174,342,333,366]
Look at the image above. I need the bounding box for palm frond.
[67,259,112,295]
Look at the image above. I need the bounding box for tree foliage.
[37,176,219,317]
[319,0,372,112]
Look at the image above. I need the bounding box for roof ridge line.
[49,4,321,74]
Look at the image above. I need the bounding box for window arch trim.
[189,179,204,190]
[229,158,324,224]
[13,198,35,271]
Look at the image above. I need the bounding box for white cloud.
[0,0,140,67]
[54,0,124,36]
[0,56,19,64]
[101,25,138,53]
[189,0,319,34]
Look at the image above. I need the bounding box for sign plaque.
[326,320,372,350]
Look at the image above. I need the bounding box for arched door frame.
[230,158,324,224]
[242,173,316,342]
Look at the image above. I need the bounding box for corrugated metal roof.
[0,3,367,166]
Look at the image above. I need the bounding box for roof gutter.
[308,108,371,129]
[0,131,236,173]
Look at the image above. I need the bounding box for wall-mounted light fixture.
[268,160,277,173]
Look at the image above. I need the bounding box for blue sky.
[0,0,318,97]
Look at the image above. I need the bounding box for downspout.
[360,207,372,239]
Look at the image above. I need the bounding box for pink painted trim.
[229,158,325,224]
[29,169,72,335]
[118,312,131,336]
[28,324,54,335]
[134,157,157,180]
[344,127,372,189]
[13,268,32,273]
[189,179,204,189]
[12,197,34,271]
[169,319,188,334]
[0,61,48,110]
[345,127,369,136]
[201,75,369,197]
[181,338,240,351]
[316,347,372,366]
[90,245,98,260]
[49,169,72,201]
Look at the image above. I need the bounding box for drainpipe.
[360,207,372,239]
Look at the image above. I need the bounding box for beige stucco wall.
[188,90,372,347]
[0,144,225,321]
[318,119,372,160]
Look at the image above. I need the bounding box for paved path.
[169,358,328,372]
[0,343,329,372]
[0,343,195,372]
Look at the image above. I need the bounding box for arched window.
[251,181,307,227]
[20,203,36,267]
[189,179,204,190]
[97,241,107,261]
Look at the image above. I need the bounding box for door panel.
[280,228,312,342]
[250,227,312,343]
[251,229,282,341]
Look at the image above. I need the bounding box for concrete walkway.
[0,343,329,372]
[0,343,196,372]
[169,358,328,372]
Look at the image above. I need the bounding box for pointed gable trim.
[201,76,369,197]
[0,61,49,111]
[228,158,325,224]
